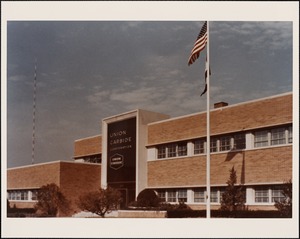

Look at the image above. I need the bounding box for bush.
[167,209,204,218]
[136,189,160,208]
[221,166,245,211]
[166,209,288,218]
[34,183,70,217]
[274,180,292,217]
[7,207,37,218]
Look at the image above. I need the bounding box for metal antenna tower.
[31,58,37,164]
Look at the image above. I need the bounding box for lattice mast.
[31,58,37,164]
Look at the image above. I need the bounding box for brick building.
[7,161,101,216]
[7,92,293,215]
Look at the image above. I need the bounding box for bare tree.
[77,187,122,218]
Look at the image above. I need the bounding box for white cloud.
[213,21,292,53]
[8,74,27,82]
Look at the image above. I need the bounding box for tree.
[34,183,70,217]
[77,187,122,218]
[221,166,245,211]
[136,189,160,208]
[274,179,292,217]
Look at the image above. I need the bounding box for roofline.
[102,109,139,121]
[74,134,102,142]
[148,91,292,125]
[7,160,100,171]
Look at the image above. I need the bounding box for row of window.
[254,126,292,148]
[156,186,285,204]
[76,154,102,164]
[255,187,285,203]
[156,125,292,159]
[158,143,188,159]
[7,189,38,201]
[156,188,226,204]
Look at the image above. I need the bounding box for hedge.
[166,209,290,218]
[7,207,37,217]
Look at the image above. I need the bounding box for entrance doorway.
[117,188,128,209]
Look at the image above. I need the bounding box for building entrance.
[106,117,137,209]
[108,182,136,209]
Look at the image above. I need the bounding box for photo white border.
[1,1,299,238]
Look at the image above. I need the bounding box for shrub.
[34,183,70,217]
[167,209,287,218]
[274,179,292,217]
[136,189,160,208]
[221,166,245,211]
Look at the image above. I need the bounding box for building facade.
[7,161,101,216]
[7,92,293,215]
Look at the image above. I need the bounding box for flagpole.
[206,21,211,219]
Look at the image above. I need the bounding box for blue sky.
[3,3,295,169]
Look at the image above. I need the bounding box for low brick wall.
[118,210,167,218]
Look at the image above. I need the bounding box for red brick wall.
[74,135,102,158]
[59,162,101,214]
[7,163,60,189]
[148,146,292,187]
[148,94,292,145]
[7,161,101,216]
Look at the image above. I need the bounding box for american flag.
[188,21,207,66]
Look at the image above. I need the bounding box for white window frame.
[210,138,218,152]
[194,189,205,203]
[254,130,269,148]
[194,139,205,154]
[271,127,286,146]
[254,125,293,148]
[157,145,166,159]
[157,190,166,202]
[167,190,177,202]
[220,136,231,151]
[178,189,187,202]
[234,133,246,150]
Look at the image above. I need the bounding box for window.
[210,190,218,203]
[8,190,28,201]
[79,154,102,164]
[31,190,38,201]
[167,144,177,158]
[219,189,225,203]
[157,142,188,159]
[255,189,269,203]
[220,136,231,151]
[21,191,28,200]
[254,130,269,147]
[157,190,166,202]
[254,126,292,148]
[288,126,293,143]
[272,188,285,203]
[210,138,218,152]
[194,139,205,154]
[234,133,246,150]
[271,128,285,145]
[157,145,166,159]
[178,143,187,156]
[194,189,205,203]
[178,189,187,202]
[167,190,177,202]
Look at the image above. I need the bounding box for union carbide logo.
[110,153,124,170]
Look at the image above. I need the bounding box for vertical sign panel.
[107,117,136,183]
